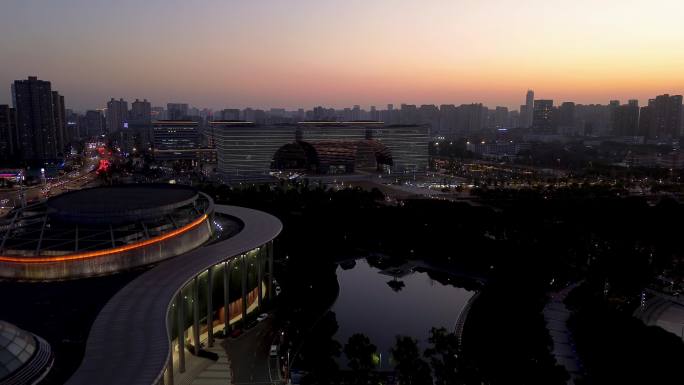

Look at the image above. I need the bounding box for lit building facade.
[212,121,430,179]
[152,121,201,161]
[0,184,281,385]
[0,185,215,280]
[64,204,281,385]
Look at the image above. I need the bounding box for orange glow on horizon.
[1,1,684,109]
[0,214,209,264]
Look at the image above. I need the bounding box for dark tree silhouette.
[391,336,433,385]
[299,312,342,385]
[424,327,460,385]
[387,278,405,292]
[195,181,684,384]
[344,333,377,385]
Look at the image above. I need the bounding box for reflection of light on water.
[332,259,474,369]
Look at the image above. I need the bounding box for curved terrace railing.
[0,194,216,281]
[65,205,282,385]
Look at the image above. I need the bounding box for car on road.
[257,313,268,322]
[270,344,278,357]
[275,286,282,296]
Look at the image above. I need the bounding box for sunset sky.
[1,0,683,111]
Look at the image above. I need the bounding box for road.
[544,282,584,384]
[224,318,281,385]
[0,156,100,216]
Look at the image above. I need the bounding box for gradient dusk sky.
[1,0,683,111]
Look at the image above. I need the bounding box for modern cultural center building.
[211,121,430,180]
[0,184,282,385]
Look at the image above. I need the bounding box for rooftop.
[66,205,282,385]
[0,320,52,384]
[47,184,199,224]
[0,184,215,258]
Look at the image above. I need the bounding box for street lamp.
[288,349,291,381]
[283,348,291,384]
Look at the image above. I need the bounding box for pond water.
[332,259,474,369]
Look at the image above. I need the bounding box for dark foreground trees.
[199,181,684,384]
[391,336,433,385]
[344,333,377,385]
[424,327,460,385]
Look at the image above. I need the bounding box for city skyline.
[3,2,684,385]
[4,84,684,115]
[2,0,684,111]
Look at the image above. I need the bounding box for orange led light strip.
[0,214,209,264]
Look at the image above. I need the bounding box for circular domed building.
[0,184,220,280]
[0,183,283,385]
[0,320,53,385]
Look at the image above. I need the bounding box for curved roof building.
[2,184,282,385]
[66,204,282,385]
[46,184,200,225]
[0,184,219,280]
[273,139,393,173]
[211,121,429,180]
[0,320,53,385]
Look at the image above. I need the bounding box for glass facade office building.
[212,121,430,180]
[152,121,200,161]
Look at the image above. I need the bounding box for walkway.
[225,319,281,385]
[543,283,583,385]
[65,205,282,385]
[635,291,684,342]
[175,339,233,385]
[454,292,479,346]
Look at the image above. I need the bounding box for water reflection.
[332,259,473,368]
